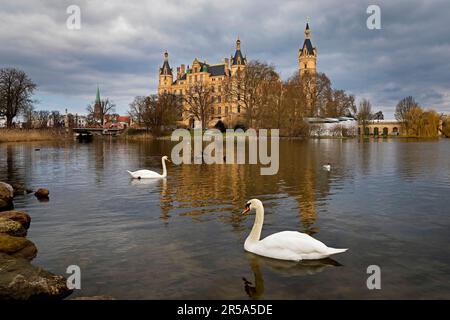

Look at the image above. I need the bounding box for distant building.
[359,119,402,136]
[94,86,102,120]
[104,114,130,129]
[298,22,317,76]
[74,114,88,128]
[157,38,247,129]
[0,116,6,128]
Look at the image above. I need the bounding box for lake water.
[1,138,449,299]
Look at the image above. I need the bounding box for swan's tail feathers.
[327,248,348,256]
[127,170,135,178]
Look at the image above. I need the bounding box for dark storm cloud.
[0,0,449,116]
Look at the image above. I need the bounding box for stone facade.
[158,39,247,129]
[158,22,317,128]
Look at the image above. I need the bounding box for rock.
[71,295,115,300]
[0,182,14,200]
[0,210,31,229]
[0,218,27,237]
[0,253,73,300]
[34,188,49,199]
[0,234,37,260]
[0,182,14,212]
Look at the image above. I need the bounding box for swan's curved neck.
[247,203,264,243]
[161,158,167,177]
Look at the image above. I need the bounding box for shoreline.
[0,128,446,143]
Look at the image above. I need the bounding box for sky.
[1,0,449,118]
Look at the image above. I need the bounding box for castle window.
[218,106,221,114]
[237,105,241,113]
[225,106,228,114]
[237,94,240,101]
[218,96,221,103]
[211,107,214,115]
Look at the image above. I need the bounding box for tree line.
[128,60,358,136]
[2,67,448,137]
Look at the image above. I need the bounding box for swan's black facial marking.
[242,202,251,215]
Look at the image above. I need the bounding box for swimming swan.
[242,199,347,261]
[323,163,331,171]
[127,156,170,179]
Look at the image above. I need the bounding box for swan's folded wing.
[259,231,329,255]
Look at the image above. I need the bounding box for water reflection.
[1,139,450,299]
[242,253,342,299]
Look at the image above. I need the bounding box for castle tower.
[298,22,317,76]
[159,50,173,93]
[231,37,247,76]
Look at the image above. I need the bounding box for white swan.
[127,156,170,179]
[242,199,347,261]
[323,163,331,171]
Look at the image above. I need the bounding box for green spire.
[95,85,101,104]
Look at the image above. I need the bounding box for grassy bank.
[119,128,155,141]
[0,129,68,142]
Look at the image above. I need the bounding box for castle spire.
[304,21,311,39]
[160,50,172,75]
[299,19,317,76]
[232,37,246,66]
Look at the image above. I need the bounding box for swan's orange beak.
[242,204,250,215]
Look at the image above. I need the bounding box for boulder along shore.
[0,181,73,300]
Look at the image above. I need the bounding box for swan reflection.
[242,253,342,299]
[130,178,162,186]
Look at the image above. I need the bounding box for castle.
[158,22,316,128]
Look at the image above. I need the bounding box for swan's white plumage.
[243,199,347,261]
[127,156,169,179]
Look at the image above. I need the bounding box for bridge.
[73,127,124,140]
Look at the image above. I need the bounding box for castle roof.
[160,60,172,75]
[173,63,227,84]
[232,49,246,66]
[208,64,227,76]
[301,38,315,55]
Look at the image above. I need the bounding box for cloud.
[0,0,449,117]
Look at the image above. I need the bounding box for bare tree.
[357,99,373,135]
[182,82,214,129]
[50,110,63,127]
[129,93,181,134]
[223,60,279,128]
[87,98,115,126]
[32,110,51,128]
[282,73,309,135]
[129,96,147,127]
[395,96,419,133]
[0,68,37,128]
